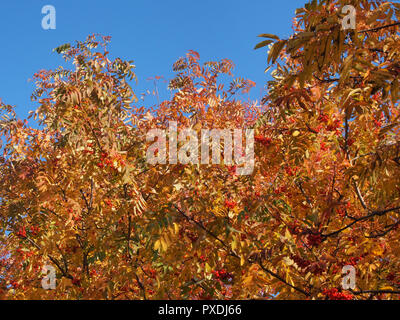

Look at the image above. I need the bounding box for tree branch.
[172,204,311,297]
[359,22,400,33]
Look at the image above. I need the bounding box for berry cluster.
[255,135,272,147]
[373,119,382,127]
[326,119,342,132]
[104,199,113,208]
[347,138,355,146]
[224,199,236,209]
[83,142,95,155]
[291,255,325,275]
[336,207,346,217]
[274,186,288,195]
[16,227,26,238]
[291,255,311,269]
[179,229,199,243]
[322,288,353,300]
[306,261,325,275]
[285,166,297,176]
[96,152,125,170]
[373,112,384,128]
[386,272,396,281]
[320,142,329,151]
[71,277,81,286]
[30,225,40,236]
[305,232,323,247]
[212,269,233,281]
[97,152,114,169]
[227,165,237,176]
[332,255,364,274]
[318,114,329,123]
[287,221,301,235]
[347,256,362,266]
[90,269,97,277]
[148,268,157,279]
[385,272,400,286]
[9,280,20,289]
[16,248,34,258]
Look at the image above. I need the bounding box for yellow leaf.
[243,275,253,285]
[380,286,395,291]
[161,237,168,251]
[173,223,179,234]
[372,245,384,256]
[232,237,238,251]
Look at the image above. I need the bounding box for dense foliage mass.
[1,0,400,299]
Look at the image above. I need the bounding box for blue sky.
[0,0,306,120]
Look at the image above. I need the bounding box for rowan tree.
[0,35,259,300]
[0,0,400,300]
[253,0,400,299]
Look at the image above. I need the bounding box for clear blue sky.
[0,0,306,119]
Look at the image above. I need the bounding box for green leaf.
[53,43,71,54]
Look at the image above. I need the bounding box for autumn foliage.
[1,0,400,300]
